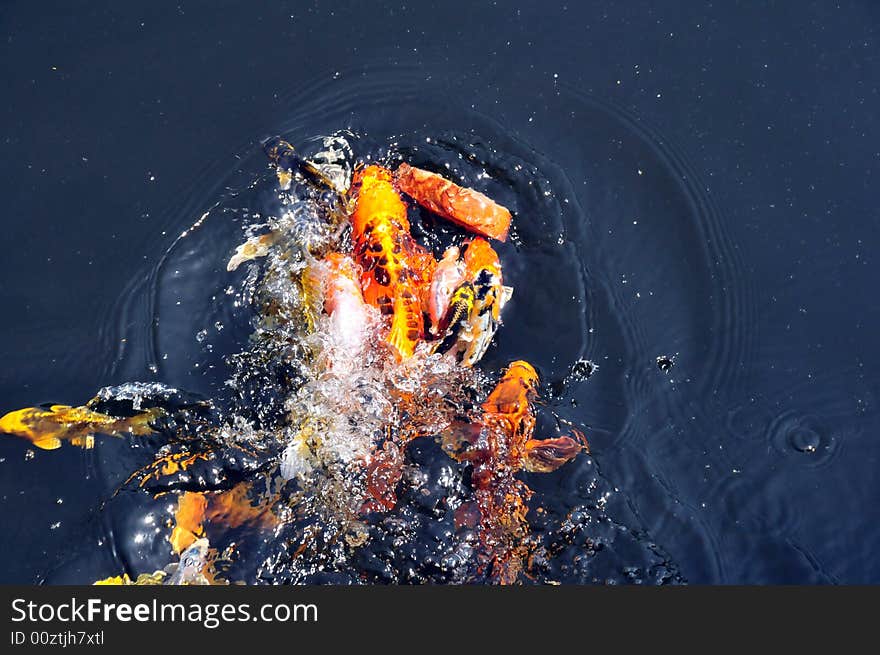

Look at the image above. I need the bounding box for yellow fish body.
[0,404,160,451]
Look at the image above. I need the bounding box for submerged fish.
[441,360,587,583]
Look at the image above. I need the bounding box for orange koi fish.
[395,162,512,242]
[361,360,587,583]
[446,360,587,583]
[170,483,279,554]
[349,165,436,359]
[0,404,160,451]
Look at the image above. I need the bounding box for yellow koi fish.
[0,404,161,451]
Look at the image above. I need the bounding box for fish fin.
[522,436,586,473]
[125,408,162,436]
[387,299,421,359]
[277,168,293,190]
[500,285,514,308]
[227,232,278,272]
[32,436,63,450]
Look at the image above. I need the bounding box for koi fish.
[478,360,587,475]
[170,485,279,555]
[0,404,161,451]
[444,360,587,583]
[395,162,512,241]
[437,238,513,367]
[349,165,436,359]
[302,252,372,360]
[228,137,351,272]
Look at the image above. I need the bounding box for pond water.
[1,1,878,584]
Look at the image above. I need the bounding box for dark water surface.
[1,1,878,584]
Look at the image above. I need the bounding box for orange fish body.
[448,360,586,583]
[350,165,435,359]
[479,360,586,474]
[478,360,539,475]
[395,162,512,241]
[170,484,278,555]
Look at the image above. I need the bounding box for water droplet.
[569,359,596,380]
[767,411,839,466]
[790,429,821,454]
[656,355,674,372]
[24,450,34,461]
